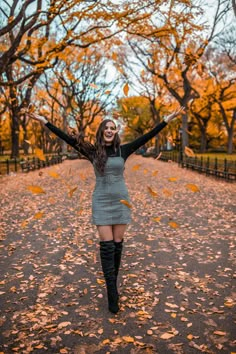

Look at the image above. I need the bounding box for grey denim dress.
[92,149,131,226]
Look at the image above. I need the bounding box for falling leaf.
[123,83,129,96]
[168,221,179,229]
[122,104,128,112]
[185,184,200,192]
[24,140,32,145]
[35,148,46,161]
[184,146,195,157]
[105,90,111,94]
[133,116,139,125]
[33,212,44,219]
[68,187,78,198]
[27,185,46,194]
[147,186,158,197]
[89,83,98,89]
[168,177,178,182]
[132,164,141,171]
[48,170,60,179]
[120,199,132,208]
[112,52,118,61]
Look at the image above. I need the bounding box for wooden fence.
[0,155,63,176]
[159,151,236,182]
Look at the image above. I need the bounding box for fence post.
[224,159,228,179]
[6,159,9,174]
[206,157,209,176]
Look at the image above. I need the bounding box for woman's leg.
[97,225,113,241]
[96,225,119,313]
[112,224,127,280]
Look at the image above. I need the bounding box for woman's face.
[103,121,117,145]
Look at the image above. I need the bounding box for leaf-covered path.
[0,156,235,354]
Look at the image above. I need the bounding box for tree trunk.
[11,114,20,158]
[181,114,189,150]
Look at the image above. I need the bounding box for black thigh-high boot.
[114,240,123,280]
[100,240,119,314]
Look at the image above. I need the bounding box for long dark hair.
[94,119,120,174]
[73,119,120,175]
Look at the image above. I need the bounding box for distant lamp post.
[178,128,183,166]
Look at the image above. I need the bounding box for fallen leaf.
[147,186,158,197]
[27,186,46,194]
[185,184,200,192]
[168,221,179,229]
[160,332,175,340]
[122,336,134,343]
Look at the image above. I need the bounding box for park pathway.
[0,155,235,354]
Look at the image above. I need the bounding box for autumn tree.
[0,0,157,157]
[124,0,230,152]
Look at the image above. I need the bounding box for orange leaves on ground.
[132,164,141,171]
[152,170,158,176]
[58,322,71,329]
[147,186,158,197]
[168,221,180,229]
[213,331,227,336]
[68,187,78,198]
[168,177,178,182]
[35,148,46,161]
[153,217,161,222]
[27,185,46,194]
[21,220,29,228]
[48,170,60,179]
[33,212,44,219]
[185,184,200,192]
[120,199,132,208]
[122,336,134,343]
[97,279,105,285]
[184,146,195,157]
[160,332,176,340]
[123,83,129,96]
[163,189,173,197]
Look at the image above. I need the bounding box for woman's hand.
[164,106,185,123]
[21,104,48,124]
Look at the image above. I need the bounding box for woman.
[26,106,183,314]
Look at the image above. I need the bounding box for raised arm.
[122,107,184,159]
[25,111,93,161]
